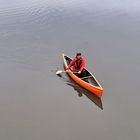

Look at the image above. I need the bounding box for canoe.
[62,54,103,97]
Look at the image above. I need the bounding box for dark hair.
[76,52,82,56]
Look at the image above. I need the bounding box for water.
[0,0,140,139]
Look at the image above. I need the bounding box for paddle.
[56,70,78,75]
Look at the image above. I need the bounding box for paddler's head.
[76,52,82,59]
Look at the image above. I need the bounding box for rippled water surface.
[0,0,140,139]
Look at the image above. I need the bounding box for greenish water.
[0,0,140,139]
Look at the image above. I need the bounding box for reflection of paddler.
[78,93,83,97]
[66,81,103,110]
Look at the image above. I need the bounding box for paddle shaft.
[56,70,78,75]
[60,72,92,79]
[61,71,78,74]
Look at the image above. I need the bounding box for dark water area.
[0,0,140,139]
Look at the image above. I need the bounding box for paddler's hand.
[66,69,70,72]
[78,71,81,74]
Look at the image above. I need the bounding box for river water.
[0,0,140,139]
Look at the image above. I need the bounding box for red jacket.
[67,57,85,72]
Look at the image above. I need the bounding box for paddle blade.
[56,70,63,75]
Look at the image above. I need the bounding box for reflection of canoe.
[62,54,103,97]
[66,80,103,110]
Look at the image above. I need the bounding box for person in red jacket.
[66,52,88,82]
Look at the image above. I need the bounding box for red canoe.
[62,54,103,97]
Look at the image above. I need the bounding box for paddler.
[66,52,88,82]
